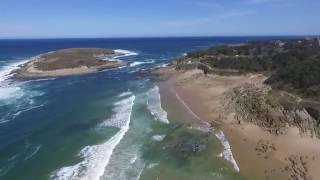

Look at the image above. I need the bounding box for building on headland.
[275,40,285,47]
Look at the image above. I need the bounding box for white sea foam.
[102,57,123,63]
[147,163,159,169]
[22,77,56,83]
[24,145,42,160]
[0,86,44,125]
[0,120,10,124]
[0,58,45,125]
[147,86,169,124]
[154,63,169,69]
[114,49,138,59]
[151,134,166,141]
[130,60,154,67]
[214,129,240,172]
[51,94,135,180]
[130,62,147,67]
[170,87,238,172]
[128,70,139,74]
[0,57,44,103]
[130,154,138,164]
[0,86,24,101]
[118,91,132,98]
[0,59,30,82]
[159,63,169,68]
[103,148,145,180]
[136,167,144,180]
[13,103,45,117]
[0,59,29,101]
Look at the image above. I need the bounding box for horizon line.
[0,34,319,40]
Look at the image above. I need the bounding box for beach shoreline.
[156,66,320,180]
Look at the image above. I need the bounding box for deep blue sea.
[0,37,297,180]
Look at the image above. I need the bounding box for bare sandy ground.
[157,67,320,180]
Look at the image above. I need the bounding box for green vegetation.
[267,60,320,96]
[182,38,320,98]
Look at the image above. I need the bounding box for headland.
[154,38,320,180]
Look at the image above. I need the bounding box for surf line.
[172,88,240,172]
[50,94,136,180]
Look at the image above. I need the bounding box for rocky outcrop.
[255,139,277,159]
[11,48,126,79]
[225,83,320,137]
[284,155,313,180]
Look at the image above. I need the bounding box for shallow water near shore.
[0,37,288,180]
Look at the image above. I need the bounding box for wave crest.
[51,93,135,180]
[147,86,169,124]
[114,49,138,59]
[214,129,240,172]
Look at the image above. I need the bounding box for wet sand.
[157,67,320,180]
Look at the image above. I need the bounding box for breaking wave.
[114,49,138,59]
[147,86,169,124]
[0,59,30,82]
[51,93,135,180]
[0,86,24,101]
[214,129,240,172]
[151,134,166,142]
[0,59,30,103]
[0,84,44,124]
[129,60,154,67]
[24,145,42,160]
[171,87,239,172]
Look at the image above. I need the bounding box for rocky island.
[12,48,126,79]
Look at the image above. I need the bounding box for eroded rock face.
[255,139,277,159]
[284,155,313,180]
[225,83,320,137]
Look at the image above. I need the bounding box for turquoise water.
[0,37,283,180]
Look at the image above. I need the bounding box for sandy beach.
[157,67,320,180]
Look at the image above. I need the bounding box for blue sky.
[0,0,319,38]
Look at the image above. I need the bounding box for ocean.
[0,37,292,180]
